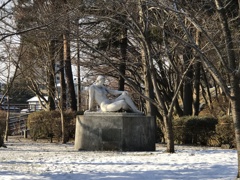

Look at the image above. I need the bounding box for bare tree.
[168,0,240,177]
[71,0,189,153]
[0,0,23,145]
[1,38,22,142]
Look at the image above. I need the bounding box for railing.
[8,114,29,135]
[1,104,29,113]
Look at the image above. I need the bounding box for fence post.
[24,130,27,138]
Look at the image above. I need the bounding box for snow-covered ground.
[0,137,237,180]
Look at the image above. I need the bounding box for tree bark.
[76,19,81,111]
[230,82,240,178]
[4,95,9,142]
[48,39,56,111]
[0,137,5,147]
[118,26,127,91]
[214,0,240,177]
[60,109,67,143]
[183,45,193,115]
[63,2,77,111]
[163,116,174,152]
[138,0,153,115]
[194,30,201,116]
[63,32,77,111]
[59,37,67,110]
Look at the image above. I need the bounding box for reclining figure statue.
[87,75,142,114]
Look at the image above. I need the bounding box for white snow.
[0,137,237,180]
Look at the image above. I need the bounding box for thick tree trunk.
[194,30,201,116]
[0,137,4,147]
[183,46,193,115]
[230,80,240,178]
[118,26,127,91]
[63,30,77,111]
[60,38,67,110]
[63,0,77,112]
[164,116,174,153]
[201,68,213,110]
[76,19,81,111]
[194,61,201,116]
[138,0,153,115]
[77,44,81,111]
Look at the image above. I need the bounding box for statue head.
[96,75,105,85]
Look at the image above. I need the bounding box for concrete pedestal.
[74,112,155,151]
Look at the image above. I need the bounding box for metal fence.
[0,104,29,113]
[8,114,29,135]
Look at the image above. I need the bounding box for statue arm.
[88,85,95,111]
[106,87,125,96]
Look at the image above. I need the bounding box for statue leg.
[101,100,128,112]
[115,92,142,113]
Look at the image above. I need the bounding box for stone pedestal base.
[74,112,155,151]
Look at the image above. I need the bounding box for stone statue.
[87,75,142,113]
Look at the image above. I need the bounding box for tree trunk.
[194,30,201,116]
[63,29,77,111]
[4,95,9,142]
[76,19,81,111]
[138,0,153,115]
[118,26,127,91]
[48,39,56,111]
[201,68,213,110]
[194,61,201,115]
[183,46,193,115]
[230,79,240,178]
[63,34,77,111]
[60,109,67,144]
[164,116,174,152]
[60,38,67,110]
[63,0,77,112]
[214,0,240,177]
[0,136,4,147]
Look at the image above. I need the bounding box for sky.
[0,137,237,180]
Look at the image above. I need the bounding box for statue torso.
[93,85,110,104]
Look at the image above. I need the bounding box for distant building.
[27,96,47,111]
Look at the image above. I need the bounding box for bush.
[173,116,218,145]
[27,110,76,142]
[216,116,235,147]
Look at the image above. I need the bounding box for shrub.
[27,110,76,142]
[216,116,235,147]
[63,110,76,140]
[173,116,218,145]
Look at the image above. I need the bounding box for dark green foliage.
[173,116,218,145]
[216,116,235,147]
[173,115,236,147]
[27,110,75,142]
